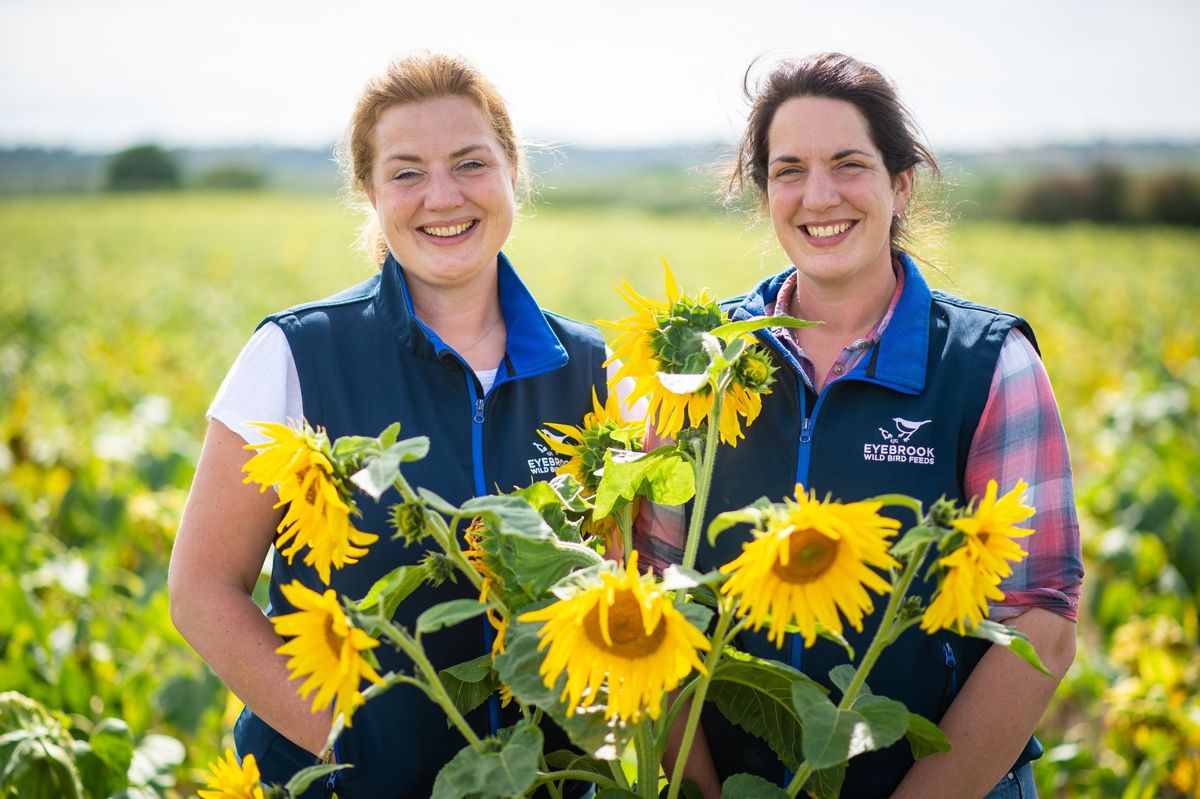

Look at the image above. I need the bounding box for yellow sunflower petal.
[720,486,901,647]
[518,550,710,722]
[198,749,265,799]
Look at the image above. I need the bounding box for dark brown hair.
[728,52,939,249]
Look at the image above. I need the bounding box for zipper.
[942,641,959,710]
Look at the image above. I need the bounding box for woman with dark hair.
[168,52,604,799]
[637,52,1082,798]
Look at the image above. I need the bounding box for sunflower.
[518,550,710,722]
[719,485,902,648]
[243,421,379,585]
[540,388,642,493]
[599,261,770,447]
[951,479,1035,581]
[198,749,264,799]
[272,580,384,726]
[919,547,1005,635]
[463,517,502,602]
[921,480,1035,634]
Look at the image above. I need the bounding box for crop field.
[1,193,1198,797]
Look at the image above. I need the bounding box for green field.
[2,193,1198,797]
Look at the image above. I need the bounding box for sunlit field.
[2,193,1197,797]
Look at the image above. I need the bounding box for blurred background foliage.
[1,142,1198,796]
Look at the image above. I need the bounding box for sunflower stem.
[609,757,632,791]
[664,596,735,799]
[379,620,484,750]
[678,388,723,580]
[784,539,933,798]
[635,720,660,798]
[538,753,565,799]
[618,502,634,566]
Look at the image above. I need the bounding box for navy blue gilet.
[695,253,1041,798]
[233,252,607,799]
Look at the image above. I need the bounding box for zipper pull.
[473,397,485,424]
[799,416,812,444]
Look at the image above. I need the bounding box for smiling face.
[368,95,517,295]
[766,96,912,290]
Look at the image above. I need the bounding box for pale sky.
[2,0,1198,153]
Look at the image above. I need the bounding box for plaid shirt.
[634,266,1083,623]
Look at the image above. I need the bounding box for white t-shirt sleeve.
[208,322,303,445]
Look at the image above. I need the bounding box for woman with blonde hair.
[169,53,605,798]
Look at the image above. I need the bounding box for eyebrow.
[769,148,874,167]
[381,144,488,164]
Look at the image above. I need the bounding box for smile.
[803,221,853,238]
[420,220,478,238]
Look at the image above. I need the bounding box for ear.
[892,167,914,214]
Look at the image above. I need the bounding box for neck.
[409,276,506,372]
[791,260,897,343]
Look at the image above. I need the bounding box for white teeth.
[422,221,475,237]
[805,221,852,238]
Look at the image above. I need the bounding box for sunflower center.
[323,615,344,655]
[772,529,838,583]
[583,590,666,657]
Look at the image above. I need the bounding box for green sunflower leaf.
[708,649,825,770]
[356,563,429,620]
[805,763,847,799]
[351,436,431,500]
[904,712,951,759]
[721,772,790,798]
[594,449,694,519]
[967,620,1052,676]
[461,495,553,539]
[439,656,500,722]
[710,314,816,343]
[792,686,908,771]
[416,599,490,635]
[431,720,543,799]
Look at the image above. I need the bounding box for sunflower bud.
[389,500,429,545]
[420,551,457,586]
[734,348,777,394]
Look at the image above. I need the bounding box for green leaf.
[792,687,909,771]
[708,649,825,770]
[76,718,133,799]
[710,314,815,342]
[126,734,185,788]
[285,763,351,795]
[967,620,1052,676]
[544,749,617,782]
[430,719,543,798]
[826,665,858,698]
[356,563,429,619]
[493,617,633,760]
[805,763,847,799]
[677,602,714,635]
[890,524,940,560]
[594,449,694,519]
[721,772,790,798]
[0,731,84,799]
[707,499,770,545]
[486,532,605,609]
[351,436,431,499]
[439,656,501,721]
[904,712,951,760]
[377,421,402,449]
[815,624,855,662]
[416,599,490,635]
[418,487,462,517]
[461,495,553,539]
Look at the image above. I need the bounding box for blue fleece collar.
[727,251,931,395]
[380,251,568,379]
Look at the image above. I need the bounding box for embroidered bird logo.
[892,417,931,442]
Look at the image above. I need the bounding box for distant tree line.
[105,144,265,192]
[1004,163,1200,226]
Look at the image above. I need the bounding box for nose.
[802,167,839,213]
[424,168,464,211]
